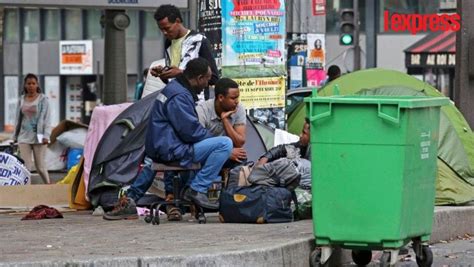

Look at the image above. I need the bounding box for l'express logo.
[384,11,460,34]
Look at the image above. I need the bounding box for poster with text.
[60,40,93,75]
[198,0,222,69]
[221,0,286,78]
[307,33,325,70]
[306,33,326,87]
[235,77,286,129]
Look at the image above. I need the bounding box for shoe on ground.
[184,188,219,210]
[103,196,138,220]
[166,205,182,221]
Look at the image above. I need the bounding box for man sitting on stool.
[103,58,232,220]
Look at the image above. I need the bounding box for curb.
[0,238,315,267]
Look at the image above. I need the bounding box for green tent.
[288,68,474,205]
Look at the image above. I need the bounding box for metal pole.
[365,0,377,68]
[353,0,361,71]
[454,0,474,128]
[103,9,129,105]
[96,60,101,104]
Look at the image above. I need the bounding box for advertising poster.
[59,40,93,75]
[306,33,326,87]
[234,76,285,109]
[235,76,286,129]
[198,0,222,68]
[221,0,286,78]
[312,0,326,16]
[44,76,61,128]
[3,76,19,133]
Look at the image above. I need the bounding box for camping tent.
[87,92,268,209]
[288,68,474,205]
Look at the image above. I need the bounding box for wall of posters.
[221,0,286,78]
[287,33,308,89]
[221,0,287,129]
[59,40,93,75]
[3,76,19,133]
[198,0,222,69]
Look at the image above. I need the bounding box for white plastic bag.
[56,128,88,148]
[45,142,68,171]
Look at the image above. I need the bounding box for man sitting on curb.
[103,58,232,220]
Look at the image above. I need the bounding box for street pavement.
[0,206,473,266]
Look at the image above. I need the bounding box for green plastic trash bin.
[305,94,449,266]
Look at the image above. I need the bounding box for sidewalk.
[0,206,473,266]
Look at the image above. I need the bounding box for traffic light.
[339,9,355,46]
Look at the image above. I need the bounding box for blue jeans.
[190,136,233,193]
[127,156,156,202]
[127,136,232,200]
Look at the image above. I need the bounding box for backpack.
[226,162,254,189]
[219,185,294,223]
[247,158,301,190]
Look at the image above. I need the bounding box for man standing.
[103,58,232,220]
[151,4,218,99]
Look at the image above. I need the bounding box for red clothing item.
[21,205,64,220]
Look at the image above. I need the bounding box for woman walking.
[13,73,51,184]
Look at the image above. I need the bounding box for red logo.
[384,11,461,35]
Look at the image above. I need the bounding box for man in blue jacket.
[103,58,232,220]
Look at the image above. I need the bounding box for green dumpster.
[305,94,449,266]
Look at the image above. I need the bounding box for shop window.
[144,11,159,38]
[23,9,40,42]
[65,9,82,40]
[379,0,440,33]
[85,10,102,39]
[4,8,19,42]
[43,9,60,41]
[126,10,139,38]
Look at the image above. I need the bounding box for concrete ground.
[0,206,473,267]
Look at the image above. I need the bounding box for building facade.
[0,0,455,132]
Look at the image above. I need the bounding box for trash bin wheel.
[309,249,322,267]
[198,214,206,224]
[352,249,372,265]
[151,215,160,225]
[415,246,433,267]
[144,215,152,224]
[309,248,330,267]
[379,251,391,267]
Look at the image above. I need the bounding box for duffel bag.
[219,185,294,223]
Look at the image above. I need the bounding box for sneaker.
[184,188,219,210]
[103,196,138,220]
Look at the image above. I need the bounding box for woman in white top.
[13,73,51,184]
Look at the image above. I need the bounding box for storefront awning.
[405,30,456,69]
